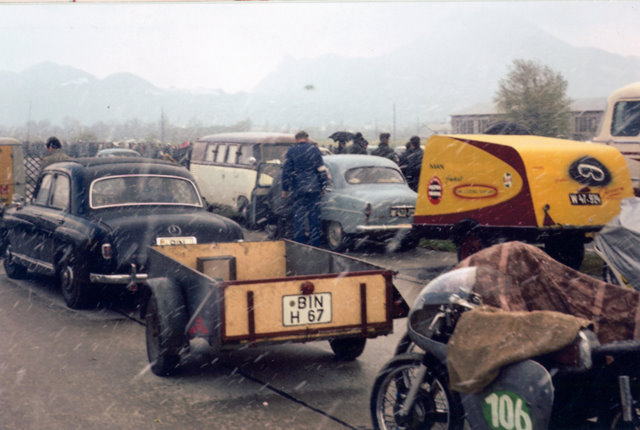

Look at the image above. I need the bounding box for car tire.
[145,293,186,376]
[544,235,585,270]
[455,231,485,261]
[329,337,366,360]
[326,221,352,252]
[237,196,253,229]
[58,251,94,309]
[3,247,27,279]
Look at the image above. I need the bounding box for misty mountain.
[2,17,640,132]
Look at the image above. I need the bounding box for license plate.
[282,293,332,327]
[156,236,197,246]
[390,206,415,217]
[569,193,602,206]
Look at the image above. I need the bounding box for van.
[189,132,295,225]
[592,82,640,194]
[0,137,26,254]
[412,134,633,269]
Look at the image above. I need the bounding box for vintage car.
[321,155,417,251]
[2,157,243,309]
[249,155,417,251]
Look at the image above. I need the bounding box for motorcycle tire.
[370,352,464,430]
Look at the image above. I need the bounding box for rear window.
[90,174,202,209]
[344,166,405,185]
[611,101,640,136]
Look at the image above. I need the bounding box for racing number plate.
[156,236,197,246]
[282,292,332,327]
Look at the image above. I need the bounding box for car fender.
[321,193,366,234]
[140,277,188,339]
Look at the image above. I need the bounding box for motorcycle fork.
[399,363,429,418]
[619,375,638,424]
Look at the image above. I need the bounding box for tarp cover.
[447,306,589,393]
[447,241,640,392]
[456,241,640,344]
[594,197,640,290]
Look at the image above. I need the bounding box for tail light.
[101,243,113,260]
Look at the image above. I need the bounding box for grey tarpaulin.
[594,197,640,290]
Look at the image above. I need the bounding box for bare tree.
[494,59,572,137]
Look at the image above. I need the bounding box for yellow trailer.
[142,240,408,376]
[413,134,633,268]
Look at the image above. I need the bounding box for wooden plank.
[152,241,286,281]
[223,273,389,339]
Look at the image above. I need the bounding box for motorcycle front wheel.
[370,352,464,430]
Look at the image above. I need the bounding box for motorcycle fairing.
[461,360,553,430]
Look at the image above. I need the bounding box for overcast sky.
[1,1,639,93]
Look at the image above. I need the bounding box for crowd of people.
[330,131,423,192]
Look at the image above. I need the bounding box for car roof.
[323,154,401,170]
[43,157,192,179]
[97,148,141,156]
[197,132,296,144]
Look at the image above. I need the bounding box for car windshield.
[344,166,405,185]
[90,174,202,208]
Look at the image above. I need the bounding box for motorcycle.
[370,266,640,429]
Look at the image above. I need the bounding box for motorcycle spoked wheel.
[600,403,640,430]
[370,352,464,430]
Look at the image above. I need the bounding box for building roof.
[452,98,607,117]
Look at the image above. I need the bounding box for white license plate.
[282,293,332,327]
[390,206,415,217]
[156,236,197,246]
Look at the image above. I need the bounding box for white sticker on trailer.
[282,293,332,327]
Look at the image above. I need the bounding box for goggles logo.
[569,156,611,186]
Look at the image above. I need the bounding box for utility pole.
[26,101,32,143]
[393,103,396,141]
[160,108,166,144]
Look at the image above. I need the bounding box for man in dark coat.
[281,131,328,246]
[41,136,70,170]
[400,136,423,191]
[346,132,368,154]
[332,139,348,154]
[371,132,399,163]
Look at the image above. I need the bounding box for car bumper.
[355,223,412,232]
[89,273,149,284]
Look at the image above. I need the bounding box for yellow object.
[0,137,25,206]
[414,134,633,229]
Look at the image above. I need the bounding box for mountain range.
[2,17,640,132]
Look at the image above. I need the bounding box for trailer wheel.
[545,235,584,270]
[329,337,366,360]
[456,232,485,261]
[145,294,186,376]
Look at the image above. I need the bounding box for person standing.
[346,132,368,154]
[371,132,399,163]
[41,136,70,170]
[401,136,423,191]
[281,131,328,246]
